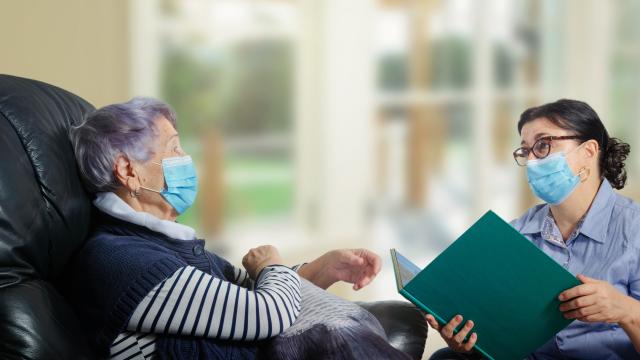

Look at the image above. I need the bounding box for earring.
[577,167,590,183]
[126,177,141,198]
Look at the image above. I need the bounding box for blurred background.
[2,0,640,356]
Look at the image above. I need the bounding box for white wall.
[295,0,377,245]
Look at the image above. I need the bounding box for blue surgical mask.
[526,146,584,205]
[141,155,198,214]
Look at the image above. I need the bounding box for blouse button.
[193,245,204,256]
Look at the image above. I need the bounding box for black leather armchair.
[0,75,428,359]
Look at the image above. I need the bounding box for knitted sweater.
[67,210,300,359]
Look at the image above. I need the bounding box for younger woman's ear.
[583,139,600,160]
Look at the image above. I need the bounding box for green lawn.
[178,154,293,229]
[223,155,293,219]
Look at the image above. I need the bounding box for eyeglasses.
[513,136,581,166]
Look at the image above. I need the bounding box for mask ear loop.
[577,167,590,183]
[564,140,587,156]
[139,185,162,194]
[569,141,594,183]
[570,141,595,183]
[139,161,166,194]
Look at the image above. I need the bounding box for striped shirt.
[109,264,303,360]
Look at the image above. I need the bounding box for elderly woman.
[67,97,382,359]
[428,99,640,359]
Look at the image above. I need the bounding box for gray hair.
[70,97,177,194]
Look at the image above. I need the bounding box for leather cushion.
[358,300,428,360]
[0,74,96,359]
[0,74,94,281]
[0,279,93,359]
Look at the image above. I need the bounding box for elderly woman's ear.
[114,154,141,197]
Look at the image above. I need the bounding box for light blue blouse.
[511,179,640,359]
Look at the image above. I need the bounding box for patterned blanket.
[259,279,410,359]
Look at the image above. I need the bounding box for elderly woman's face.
[133,116,186,214]
[150,116,185,161]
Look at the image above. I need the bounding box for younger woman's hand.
[559,274,637,325]
[425,314,477,354]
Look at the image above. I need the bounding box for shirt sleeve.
[125,264,301,341]
[229,263,307,289]
[229,266,254,288]
[291,263,306,272]
[628,244,640,301]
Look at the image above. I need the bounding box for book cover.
[392,210,581,360]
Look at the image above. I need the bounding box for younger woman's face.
[519,117,588,175]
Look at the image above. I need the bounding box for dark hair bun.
[602,137,630,190]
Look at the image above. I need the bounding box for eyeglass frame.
[513,135,582,166]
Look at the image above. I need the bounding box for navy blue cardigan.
[67,211,258,359]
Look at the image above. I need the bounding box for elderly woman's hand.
[242,245,284,280]
[298,249,382,290]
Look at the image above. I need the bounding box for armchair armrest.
[357,300,428,360]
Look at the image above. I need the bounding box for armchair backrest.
[0,75,95,359]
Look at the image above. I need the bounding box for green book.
[391,210,581,360]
